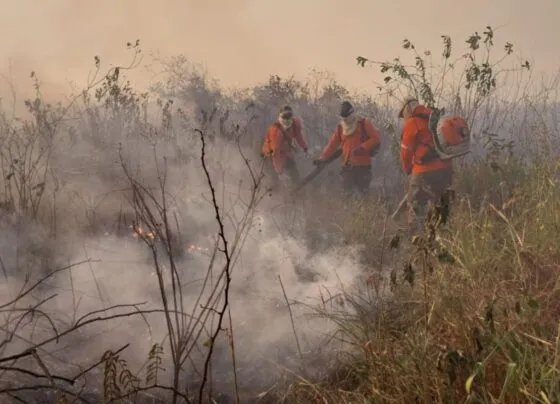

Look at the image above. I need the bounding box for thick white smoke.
[0,78,371,402]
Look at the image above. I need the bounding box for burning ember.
[187,235,214,255]
[186,244,210,254]
[131,224,155,241]
[129,224,212,255]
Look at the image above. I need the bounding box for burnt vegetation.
[0,26,558,403]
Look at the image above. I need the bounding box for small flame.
[186,244,210,254]
[129,223,212,253]
[131,224,155,240]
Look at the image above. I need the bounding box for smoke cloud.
[1,2,551,401]
[0,52,381,402]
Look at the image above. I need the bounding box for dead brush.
[99,343,177,404]
[282,159,560,403]
[3,23,560,404]
[116,123,266,403]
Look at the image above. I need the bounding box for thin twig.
[196,127,233,403]
[277,275,306,376]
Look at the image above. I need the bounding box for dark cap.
[279,105,293,120]
[340,101,354,118]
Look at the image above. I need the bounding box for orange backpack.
[417,108,471,160]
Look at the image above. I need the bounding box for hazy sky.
[0,0,556,101]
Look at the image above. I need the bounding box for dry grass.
[1,31,560,403]
[276,159,560,404]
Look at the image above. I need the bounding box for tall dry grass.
[272,27,560,404]
[0,27,559,403]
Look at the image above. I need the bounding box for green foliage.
[93,42,146,117]
[356,26,531,119]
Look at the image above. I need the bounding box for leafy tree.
[356,26,531,125]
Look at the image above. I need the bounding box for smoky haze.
[0,1,557,402]
[0,39,382,402]
[0,0,557,104]
[0,80,369,402]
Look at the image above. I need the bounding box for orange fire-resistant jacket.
[400,104,453,175]
[261,116,308,174]
[319,117,381,166]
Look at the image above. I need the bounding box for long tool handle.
[291,148,343,194]
[390,193,408,219]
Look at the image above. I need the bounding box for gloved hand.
[312,159,324,166]
[352,146,368,156]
